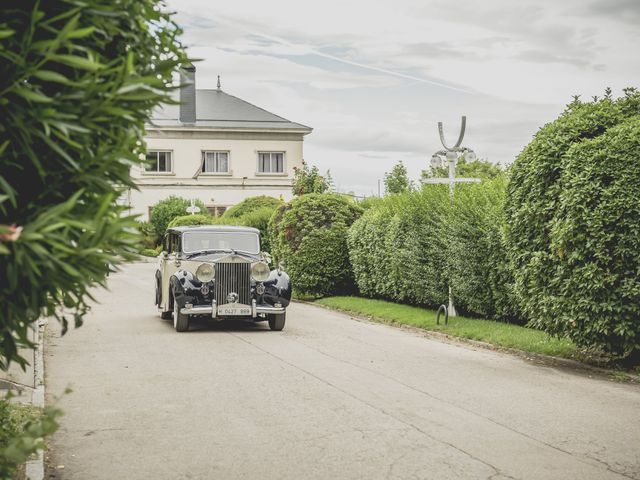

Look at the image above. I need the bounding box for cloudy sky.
[167,0,640,196]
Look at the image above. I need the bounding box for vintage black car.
[155,225,291,332]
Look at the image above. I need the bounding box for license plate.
[217,304,252,316]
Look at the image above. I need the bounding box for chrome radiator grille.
[215,262,251,305]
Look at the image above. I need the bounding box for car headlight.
[196,263,215,283]
[251,261,270,281]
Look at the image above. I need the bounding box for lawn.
[315,296,579,360]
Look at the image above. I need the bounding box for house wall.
[128,129,306,219]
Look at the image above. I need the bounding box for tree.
[384,161,413,194]
[149,196,206,244]
[0,0,189,368]
[292,161,331,196]
[421,155,503,182]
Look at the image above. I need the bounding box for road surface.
[45,262,640,479]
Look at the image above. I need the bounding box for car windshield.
[182,231,260,255]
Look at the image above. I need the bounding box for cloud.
[513,50,594,69]
[166,0,640,195]
[579,0,640,24]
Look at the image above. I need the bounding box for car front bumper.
[180,299,285,318]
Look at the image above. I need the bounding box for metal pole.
[438,117,468,318]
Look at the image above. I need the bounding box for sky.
[166,0,640,196]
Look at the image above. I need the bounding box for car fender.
[262,269,292,307]
[170,269,201,309]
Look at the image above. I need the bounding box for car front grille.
[215,262,251,305]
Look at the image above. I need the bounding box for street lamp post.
[422,115,481,317]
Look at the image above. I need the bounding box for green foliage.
[167,213,215,229]
[136,221,156,249]
[270,194,363,296]
[422,155,504,181]
[384,161,413,194]
[348,188,449,307]
[0,397,62,479]
[505,90,640,357]
[221,196,281,219]
[448,178,522,322]
[292,162,333,196]
[149,196,205,243]
[139,248,159,257]
[235,207,276,253]
[167,207,277,253]
[0,0,188,368]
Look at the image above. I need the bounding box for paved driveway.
[45,262,640,480]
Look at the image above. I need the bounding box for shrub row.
[346,181,520,321]
[348,188,449,307]
[506,91,640,356]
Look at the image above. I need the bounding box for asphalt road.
[45,262,640,480]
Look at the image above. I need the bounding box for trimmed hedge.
[348,181,521,321]
[448,177,521,322]
[505,90,640,356]
[222,195,281,219]
[270,194,363,296]
[348,188,449,307]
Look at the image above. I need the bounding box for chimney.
[180,64,196,124]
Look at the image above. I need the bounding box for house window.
[145,151,172,173]
[258,152,284,173]
[202,151,229,173]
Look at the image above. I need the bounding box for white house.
[126,66,312,219]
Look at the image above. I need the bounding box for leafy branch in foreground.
[0,0,190,368]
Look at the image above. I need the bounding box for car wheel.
[172,291,190,332]
[268,313,286,331]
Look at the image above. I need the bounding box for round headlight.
[251,261,270,281]
[196,263,215,283]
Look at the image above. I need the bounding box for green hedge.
[348,182,521,321]
[505,90,640,357]
[222,195,281,219]
[348,188,450,307]
[270,194,363,296]
[448,177,522,322]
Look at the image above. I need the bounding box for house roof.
[148,89,312,133]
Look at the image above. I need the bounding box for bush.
[0,0,188,368]
[149,196,206,243]
[0,396,62,479]
[167,213,215,229]
[222,196,281,219]
[348,188,449,307]
[167,208,276,253]
[140,248,159,257]
[448,177,522,322]
[505,90,640,357]
[234,207,276,253]
[136,221,156,249]
[270,194,363,296]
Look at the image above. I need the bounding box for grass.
[315,296,580,360]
